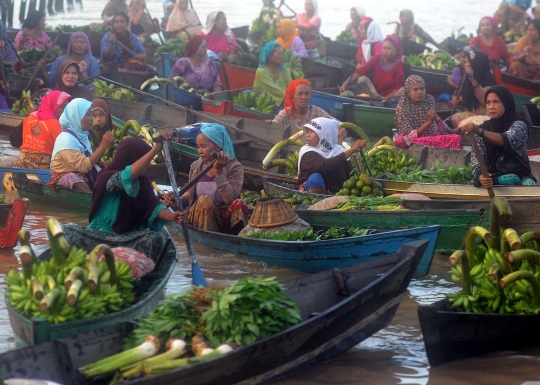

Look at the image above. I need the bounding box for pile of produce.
[333,196,403,211]
[154,36,186,59]
[359,137,417,177]
[55,24,86,32]
[98,120,159,162]
[79,277,301,380]
[284,49,305,79]
[336,30,356,43]
[336,174,384,198]
[404,50,456,70]
[5,220,135,324]
[143,36,160,47]
[530,96,540,109]
[11,90,36,116]
[446,197,540,314]
[89,25,110,34]
[140,76,210,97]
[249,8,280,49]
[92,79,135,101]
[18,47,62,63]
[233,90,276,115]
[248,226,369,241]
[383,161,473,185]
[240,190,323,207]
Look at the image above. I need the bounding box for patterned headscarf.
[284,78,311,115]
[55,59,94,101]
[33,91,71,121]
[67,32,92,56]
[298,117,345,173]
[258,41,284,71]
[276,19,299,50]
[395,75,439,137]
[200,123,236,159]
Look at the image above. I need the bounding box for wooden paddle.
[144,5,165,44]
[277,0,297,16]
[451,70,468,116]
[177,156,217,197]
[359,149,373,177]
[469,126,495,199]
[159,137,207,287]
[525,52,540,68]
[24,31,62,91]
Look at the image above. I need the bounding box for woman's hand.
[460,122,482,136]
[212,151,231,175]
[265,119,273,124]
[426,110,438,124]
[99,131,115,149]
[152,131,172,150]
[339,81,349,94]
[479,173,493,189]
[163,191,176,208]
[174,209,189,224]
[352,139,367,151]
[464,62,474,79]
[1,81,10,95]
[37,59,47,72]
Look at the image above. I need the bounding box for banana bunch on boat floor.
[404,50,457,70]
[140,76,210,97]
[92,79,135,101]
[360,137,417,177]
[5,219,135,324]
[233,90,276,115]
[11,90,36,116]
[447,197,540,314]
[100,120,160,163]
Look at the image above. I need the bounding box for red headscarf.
[33,90,71,121]
[284,79,311,115]
[184,35,205,57]
[384,35,403,59]
[479,16,498,36]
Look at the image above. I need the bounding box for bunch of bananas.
[11,90,36,116]
[404,50,457,70]
[5,220,135,324]
[447,197,540,315]
[92,79,135,101]
[360,137,416,177]
[233,91,276,115]
[284,49,305,79]
[100,120,159,163]
[286,151,300,176]
[530,96,540,109]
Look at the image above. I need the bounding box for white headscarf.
[361,21,383,63]
[353,6,366,19]
[298,118,346,174]
[306,0,319,19]
[201,10,231,36]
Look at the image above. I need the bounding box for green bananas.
[361,139,417,178]
[11,90,36,117]
[283,49,305,79]
[100,120,159,163]
[233,91,276,115]
[92,79,135,101]
[404,50,457,70]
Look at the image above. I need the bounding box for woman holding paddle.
[14,10,51,51]
[509,19,540,80]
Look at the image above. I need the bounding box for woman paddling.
[101,12,147,70]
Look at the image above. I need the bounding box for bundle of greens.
[334,196,403,211]
[154,36,186,59]
[247,226,370,241]
[382,161,473,185]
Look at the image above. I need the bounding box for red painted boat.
[0,198,28,248]
[493,67,540,96]
[218,61,256,90]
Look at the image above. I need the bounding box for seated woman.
[495,0,530,36]
[169,36,223,92]
[50,99,115,192]
[345,6,366,41]
[451,47,496,128]
[175,124,248,234]
[470,16,512,65]
[509,20,540,80]
[253,41,293,107]
[461,85,537,188]
[394,75,461,150]
[54,60,94,101]
[358,18,383,66]
[101,13,147,70]
[165,0,202,39]
[91,99,114,142]
[101,0,128,26]
[297,117,366,194]
[48,32,100,89]
[14,10,52,51]
[340,35,404,101]
[0,19,18,64]
[198,11,240,60]
[62,135,183,258]
[15,91,71,169]
[394,9,439,54]
[294,0,321,51]
[128,0,156,38]
[276,19,307,60]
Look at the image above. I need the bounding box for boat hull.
[0,198,28,248]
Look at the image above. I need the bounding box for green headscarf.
[258,41,284,71]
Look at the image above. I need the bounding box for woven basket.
[248,198,298,228]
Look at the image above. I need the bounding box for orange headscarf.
[284,78,311,115]
[277,19,299,50]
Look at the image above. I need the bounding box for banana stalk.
[87,267,101,293]
[47,218,66,268]
[502,228,522,251]
[262,138,305,168]
[489,197,513,251]
[500,271,540,306]
[101,245,117,286]
[31,279,44,300]
[449,250,465,266]
[520,230,540,245]
[65,267,84,290]
[264,159,295,173]
[67,279,84,307]
[85,244,106,270]
[338,122,372,149]
[463,227,492,294]
[140,78,173,90]
[373,136,393,147]
[19,245,34,281]
[503,249,540,264]
[18,229,37,263]
[39,288,61,312]
[367,144,399,159]
[119,120,142,138]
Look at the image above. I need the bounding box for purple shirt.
[169,57,223,91]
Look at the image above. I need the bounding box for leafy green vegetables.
[247,226,370,241]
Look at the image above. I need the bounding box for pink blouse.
[14,31,52,50]
[198,30,237,55]
[294,13,321,39]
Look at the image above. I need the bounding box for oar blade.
[192,262,207,287]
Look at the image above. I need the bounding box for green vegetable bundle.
[336,30,356,43]
[333,196,403,211]
[247,226,369,241]
[18,46,61,63]
[383,160,473,185]
[154,36,186,59]
[404,50,456,70]
[55,24,85,32]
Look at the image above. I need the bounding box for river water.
[2,0,540,384]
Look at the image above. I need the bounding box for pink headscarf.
[385,35,403,59]
[479,16,498,36]
[33,91,71,121]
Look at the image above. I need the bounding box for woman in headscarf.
[297,118,366,194]
[91,99,114,141]
[102,0,128,25]
[0,19,18,63]
[172,124,248,234]
[15,91,71,169]
[168,35,223,92]
[14,10,52,50]
[165,0,201,39]
[253,41,293,106]
[359,19,383,66]
[470,16,512,65]
[450,46,496,128]
[294,0,321,50]
[128,0,156,38]
[48,32,100,89]
[341,35,404,101]
[276,18,307,60]
[198,11,239,59]
[509,19,540,80]
[394,9,439,54]
[54,60,95,101]
[460,85,536,188]
[49,99,115,192]
[346,6,366,41]
[394,75,461,150]
[62,134,184,258]
[101,12,147,70]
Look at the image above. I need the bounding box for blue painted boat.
[174,224,441,277]
[1,167,51,192]
[310,90,367,121]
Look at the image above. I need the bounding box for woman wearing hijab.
[15,91,71,169]
[172,124,248,234]
[394,9,439,54]
[14,10,51,50]
[359,19,383,66]
[509,20,540,80]
[450,46,497,128]
[128,0,156,38]
[49,99,115,192]
[62,135,183,258]
[91,99,114,141]
[48,32,100,89]
[297,118,366,194]
[0,19,18,63]
[341,35,404,101]
[470,16,512,65]
[102,0,128,25]
[276,18,307,60]
[394,75,461,150]
[461,86,536,188]
[165,0,201,38]
[294,0,321,50]
[168,36,223,92]
[198,11,239,59]
[54,60,95,101]
[253,41,293,106]
[101,12,146,70]
[346,6,366,40]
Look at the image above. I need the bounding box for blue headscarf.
[52,98,93,162]
[258,41,284,71]
[200,123,236,160]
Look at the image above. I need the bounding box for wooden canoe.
[417,299,540,366]
[492,66,540,96]
[0,240,428,385]
[173,223,440,276]
[5,228,177,346]
[0,198,28,248]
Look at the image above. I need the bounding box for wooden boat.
[174,222,439,276]
[0,240,429,385]
[493,66,540,97]
[417,299,540,366]
[102,64,157,90]
[0,198,28,248]
[6,228,177,346]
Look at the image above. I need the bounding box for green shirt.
[253,66,292,106]
[89,166,167,233]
